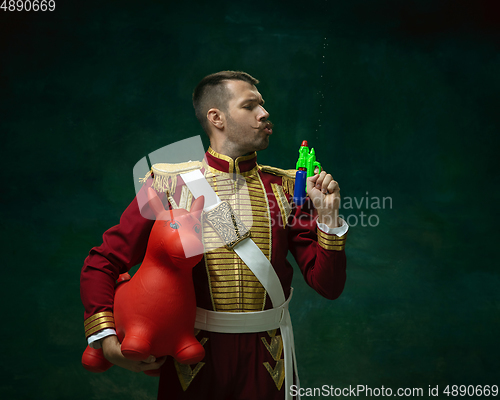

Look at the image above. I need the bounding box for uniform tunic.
[80,148,348,399]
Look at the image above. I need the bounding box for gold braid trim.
[174,334,209,391]
[258,165,297,195]
[84,311,115,339]
[317,228,347,251]
[262,325,285,389]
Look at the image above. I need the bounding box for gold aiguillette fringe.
[153,173,178,196]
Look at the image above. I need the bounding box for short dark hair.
[192,71,259,135]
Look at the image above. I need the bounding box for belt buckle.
[204,201,251,250]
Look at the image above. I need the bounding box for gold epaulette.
[140,161,203,196]
[258,165,297,195]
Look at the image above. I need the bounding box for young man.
[81,71,348,399]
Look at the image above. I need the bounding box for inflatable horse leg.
[120,333,153,362]
[174,335,206,365]
[81,346,113,373]
[81,273,131,373]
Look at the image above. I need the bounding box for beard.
[225,115,272,154]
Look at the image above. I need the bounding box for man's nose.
[258,105,269,121]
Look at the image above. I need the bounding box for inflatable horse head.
[145,187,205,266]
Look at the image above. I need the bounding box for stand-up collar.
[204,147,258,176]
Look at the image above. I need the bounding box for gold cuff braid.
[317,228,347,251]
[84,311,115,338]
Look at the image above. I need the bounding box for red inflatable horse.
[82,188,206,374]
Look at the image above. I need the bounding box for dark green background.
[1,1,498,399]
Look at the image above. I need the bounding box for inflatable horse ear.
[146,188,205,260]
[147,187,167,218]
[188,193,204,223]
[147,187,204,222]
[82,190,206,375]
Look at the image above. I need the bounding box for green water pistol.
[293,140,322,205]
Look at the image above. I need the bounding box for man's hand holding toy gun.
[293,140,341,229]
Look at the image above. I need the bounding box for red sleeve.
[287,198,347,300]
[80,178,164,329]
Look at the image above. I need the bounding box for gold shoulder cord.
[271,183,292,229]
[258,165,296,195]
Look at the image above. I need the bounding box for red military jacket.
[81,148,347,339]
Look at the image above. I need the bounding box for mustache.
[251,120,274,130]
[253,120,273,130]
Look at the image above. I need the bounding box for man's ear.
[207,108,225,130]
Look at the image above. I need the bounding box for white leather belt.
[195,289,293,334]
[181,168,300,400]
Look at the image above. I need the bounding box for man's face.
[223,80,273,155]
